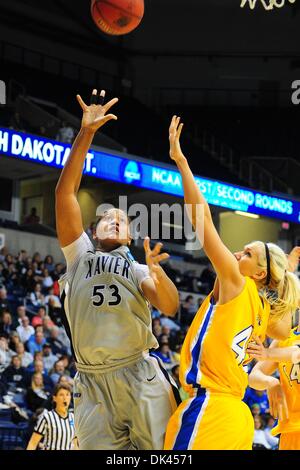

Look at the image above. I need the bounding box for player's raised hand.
[169,115,185,164]
[267,379,289,421]
[287,246,300,273]
[76,89,118,133]
[143,237,169,286]
[246,335,268,361]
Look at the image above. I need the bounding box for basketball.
[91,0,144,36]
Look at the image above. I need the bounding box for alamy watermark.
[0,80,6,105]
[96,196,205,251]
[292,80,300,105]
[241,0,296,11]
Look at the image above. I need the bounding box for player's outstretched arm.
[55,89,118,248]
[141,237,179,317]
[248,357,289,421]
[168,116,244,295]
[247,335,300,363]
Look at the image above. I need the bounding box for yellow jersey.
[180,276,270,399]
[273,327,300,435]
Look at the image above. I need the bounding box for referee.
[26,383,76,450]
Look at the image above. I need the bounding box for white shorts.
[73,353,181,450]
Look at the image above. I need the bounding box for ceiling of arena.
[1,0,300,55]
[0,0,300,107]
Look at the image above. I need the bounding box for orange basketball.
[91,0,144,36]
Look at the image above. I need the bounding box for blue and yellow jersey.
[180,277,270,399]
[272,327,300,435]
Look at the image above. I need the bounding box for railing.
[192,127,292,194]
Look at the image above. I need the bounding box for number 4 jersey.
[179,276,270,398]
[272,327,300,436]
[58,232,158,372]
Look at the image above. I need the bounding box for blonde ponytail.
[254,241,300,321]
[263,269,300,320]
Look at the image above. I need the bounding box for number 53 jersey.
[272,328,300,436]
[59,233,158,371]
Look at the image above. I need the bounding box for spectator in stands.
[44,255,55,273]
[59,354,71,372]
[16,250,28,275]
[42,316,55,339]
[0,310,13,336]
[32,262,44,282]
[15,342,33,368]
[252,415,272,450]
[26,352,43,373]
[32,252,42,265]
[48,326,68,357]
[199,262,216,293]
[154,343,176,371]
[44,287,61,309]
[181,294,197,325]
[152,318,162,339]
[66,357,77,379]
[50,359,66,385]
[42,118,57,139]
[26,357,53,393]
[264,414,279,450]
[16,316,35,343]
[31,306,47,328]
[2,355,27,390]
[244,387,270,415]
[3,253,14,267]
[56,121,75,144]
[21,268,36,293]
[27,330,46,356]
[51,263,65,283]
[160,313,180,332]
[151,306,161,319]
[14,305,27,327]
[24,208,40,225]
[0,247,8,263]
[29,283,45,310]
[9,330,22,352]
[159,326,177,348]
[250,403,261,418]
[26,372,51,412]
[159,334,169,345]
[170,364,180,389]
[3,263,19,291]
[0,335,14,372]
[58,374,74,388]
[0,264,5,285]
[0,286,10,314]
[172,343,182,364]
[9,111,26,132]
[42,343,57,373]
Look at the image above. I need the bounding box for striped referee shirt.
[34,409,75,450]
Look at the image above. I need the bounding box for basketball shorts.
[73,353,180,450]
[164,389,254,450]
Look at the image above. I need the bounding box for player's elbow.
[162,299,180,317]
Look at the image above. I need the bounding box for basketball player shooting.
[55,89,180,450]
